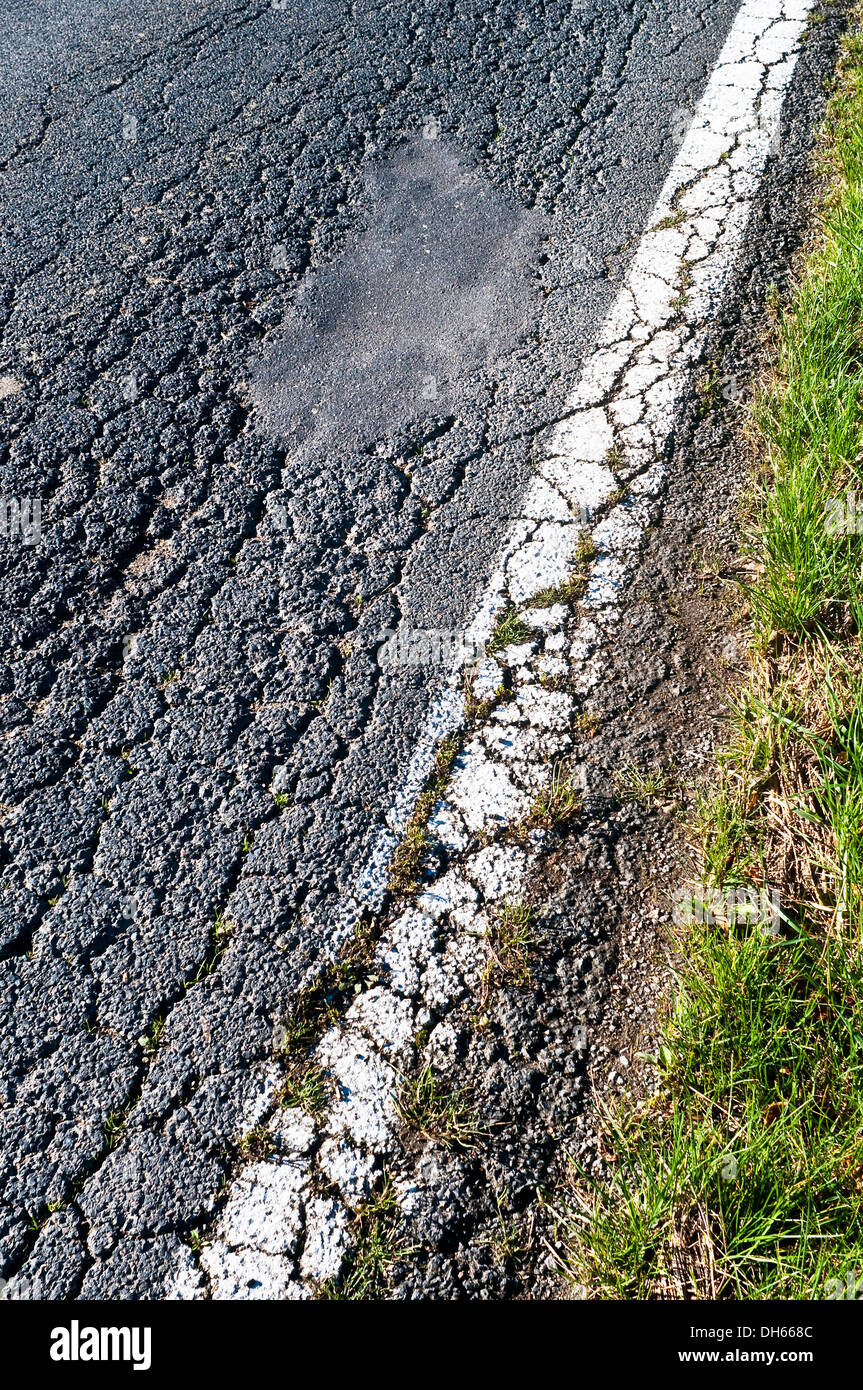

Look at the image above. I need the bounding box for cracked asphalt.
[0,0,810,1298]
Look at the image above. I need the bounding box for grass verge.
[556,16,863,1300]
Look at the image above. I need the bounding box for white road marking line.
[171,0,817,1298]
[342,0,815,930]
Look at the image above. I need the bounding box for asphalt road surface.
[0,0,800,1297]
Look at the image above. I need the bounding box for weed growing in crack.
[614,763,674,805]
[487,604,534,654]
[318,1178,418,1300]
[696,367,722,414]
[26,1194,67,1233]
[278,921,377,1056]
[575,710,601,739]
[387,820,432,898]
[237,1124,275,1162]
[103,1102,132,1152]
[574,531,599,568]
[464,678,507,726]
[529,761,581,828]
[527,579,577,608]
[395,1064,485,1151]
[186,910,234,988]
[480,1186,531,1273]
[140,1015,165,1056]
[387,733,460,897]
[652,207,686,231]
[279,1005,325,1056]
[526,537,598,612]
[279,1062,330,1119]
[481,898,537,1000]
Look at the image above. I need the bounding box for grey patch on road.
[252,138,544,454]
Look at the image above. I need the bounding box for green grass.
[557,17,863,1300]
[749,29,863,641]
[486,604,534,654]
[614,763,673,805]
[279,1062,330,1119]
[557,924,863,1299]
[481,1186,530,1273]
[103,1102,133,1152]
[481,898,538,998]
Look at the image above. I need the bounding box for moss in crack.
[387,733,460,898]
[278,920,377,1056]
[574,710,601,739]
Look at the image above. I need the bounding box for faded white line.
[169,0,817,1298]
[340,0,813,929]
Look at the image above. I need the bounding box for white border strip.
[342,0,816,927]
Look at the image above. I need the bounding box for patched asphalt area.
[0,0,824,1299]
